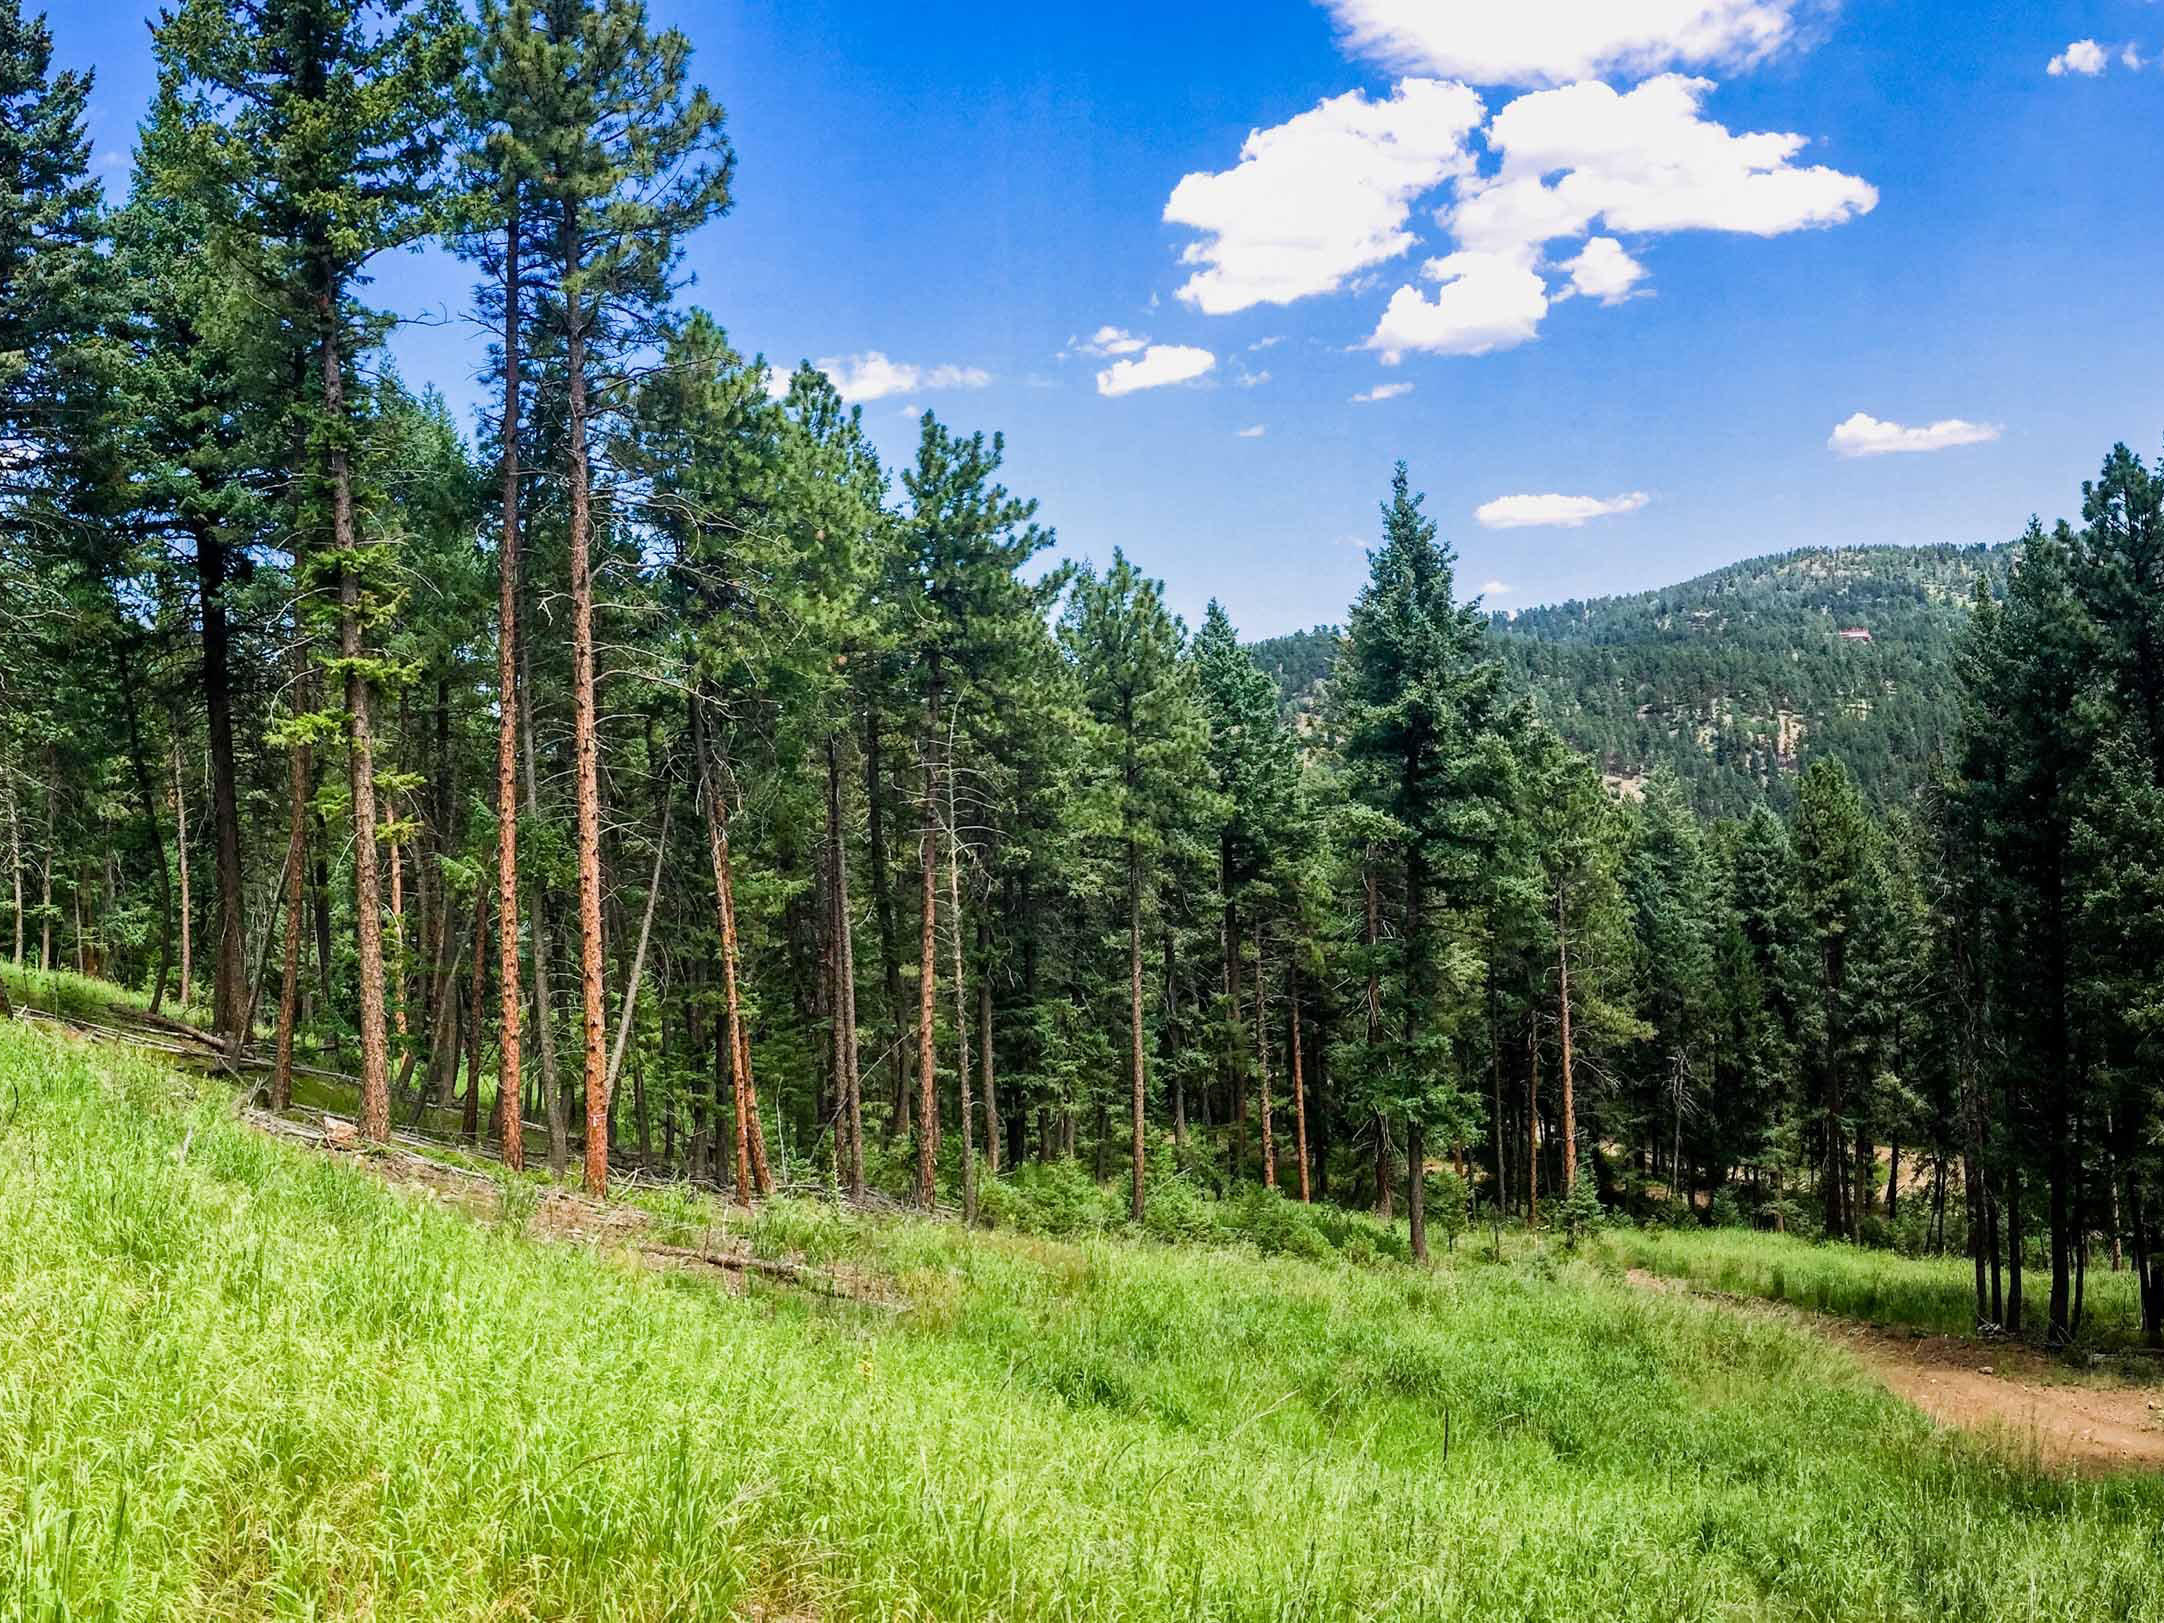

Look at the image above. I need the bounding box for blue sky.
[48,0,2164,636]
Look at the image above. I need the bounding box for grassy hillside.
[6,1014,2164,1619]
[1251,543,2011,815]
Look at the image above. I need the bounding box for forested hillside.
[1251,543,2011,814]
[2,0,2162,1378]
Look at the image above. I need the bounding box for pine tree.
[1336,465,1508,1257]
[1061,552,1211,1221]
[511,0,733,1196]
[153,0,467,1138]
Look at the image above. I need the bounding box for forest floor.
[9,973,2164,1618]
[1620,1267,2164,1472]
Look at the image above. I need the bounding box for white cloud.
[1164,78,1485,314]
[1237,424,1268,438]
[1096,344,1218,397]
[1558,236,1648,303]
[2124,45,2146,71]
[1351,381,1415,402]
[1071,325,1148,357]
[1248,336,1285,351]
[1234,367,1272,388]
[2048,39,2108,76]
[1827,412,2002,458]
[1479,579,1514,596]
[1366,250,1551,360]
[815,352,991,403]
[1475,490,1650,528]
[1453,75,1877,259]
[1322,0,1801,88]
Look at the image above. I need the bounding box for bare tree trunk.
[828,737,865,1199]
[38,745,55,974]
[1527,1022,1540,1222]
[916,734,939,1208]
[864,714,909,1142]
[7,748,22,967]
[603,793,671,1100]
[463,878,488,1144]
[978,936,997,1177]
[519,626,564,1177]
[697,711,768,1201]
[1556,887,1578,1194]
[173,735,191,1009]
[194,520,247,1038]
[1255,922,1274,1191]
[561,203,609,1199]
[1128,839,1147,1222]
[1290,966,1310,1202]
[319,308,391,1145]
[948,759,974,1224]
[270,665,311,1111]
[493,196,527,1171]
[115,647,173,1015]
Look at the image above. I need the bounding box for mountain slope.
[1250,543,2010,815]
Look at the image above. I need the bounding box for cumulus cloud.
[1070,325,1148,357]
[1366,251,1551,360]
[1479,579,1514,596]
[2048,39,2108,76]
[1322,0,1801,88]
[1097,344,1218,397]
[1558,236,1648,303]
[1351,381,1416,402]
[1453,75,1877,257]
[814,352,991,403]
[1237,424,1268,438]
[1828,412,2002,458]
[1474,490,1650,528]
[1164,78,1485,314]
[1352,75,1870,359]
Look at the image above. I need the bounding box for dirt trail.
[1625,1267,2164,1473]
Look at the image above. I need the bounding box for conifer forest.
[5,2,2164,1617]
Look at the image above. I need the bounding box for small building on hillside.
[1836,626,1873,642]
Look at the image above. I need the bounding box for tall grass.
[3,1018,2162,1619]
[1598,1224,2151,1347]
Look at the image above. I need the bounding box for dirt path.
[1625,1268,2164,1473]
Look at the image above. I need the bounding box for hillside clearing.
[7,1018,2164,1620]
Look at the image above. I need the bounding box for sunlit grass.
[1596,1224,2151,1348]
[3,1016,2162,1619]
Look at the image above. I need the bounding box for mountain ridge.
[1248,540,2013,815]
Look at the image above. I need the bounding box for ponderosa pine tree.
[513,0,733,1196]
[152,0,466,1139]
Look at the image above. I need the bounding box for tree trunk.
[948,763,974,1224]
[172,735,191,1009]
[115,645,173,1016]
[829,737,866,1199]
[319,306,391,1144]
[603,793,671,1103]
[270,657,312,1111]
[463,878,488,1143]
[697,711,759,1203]
[518,624,564,1177]
[1407,1116,1427,1262]
[864,713,910,1143]
[492,197,526,1171]
[1556,887,1577,1194]
[1129,838,1147,1222]
[1290,966,1310,1203]
[193,521,247,1038]
[564,268,609,1196]
[1255,922,1274,1192]
[916,732,939,1208]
